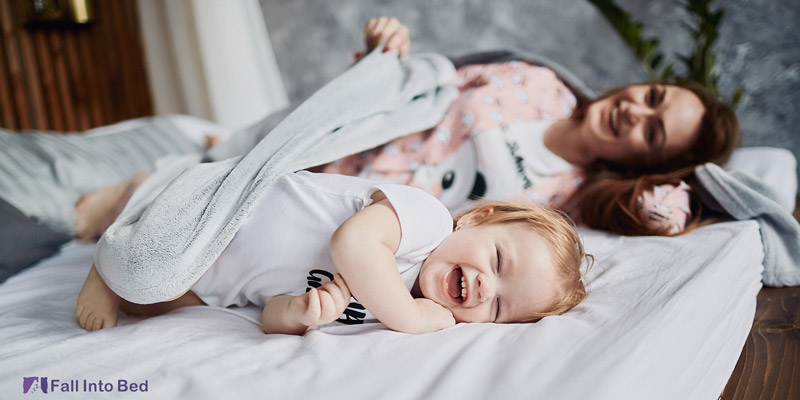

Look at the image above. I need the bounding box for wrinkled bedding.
[0,220,762,399]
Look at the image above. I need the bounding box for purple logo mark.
[23,376,48,394]
[22,376,149,393]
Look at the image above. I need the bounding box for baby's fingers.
[316,284,341,324]
[320,277,348,309]
[302,288,322,322]
[332,274,351,303]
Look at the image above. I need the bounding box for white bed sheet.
[0,220,762,399]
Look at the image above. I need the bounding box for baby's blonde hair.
[455,200,593,321]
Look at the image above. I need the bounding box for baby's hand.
[289,274,351,328]
[415,298,456,333]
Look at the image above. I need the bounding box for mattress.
[0,219,763,399]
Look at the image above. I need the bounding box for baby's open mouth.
[445,266,466,303]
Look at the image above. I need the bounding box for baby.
[76,171,590,334]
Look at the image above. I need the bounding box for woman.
[314,17,740,235]
[74,17,741,240]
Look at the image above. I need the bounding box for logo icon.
[23,376,48,394]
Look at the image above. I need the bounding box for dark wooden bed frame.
[721,196,800,399]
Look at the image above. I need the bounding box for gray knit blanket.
[95,49,458,304]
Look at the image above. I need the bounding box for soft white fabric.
[472,119,575,202]
[191,171,453,324]
[0,220,762,399]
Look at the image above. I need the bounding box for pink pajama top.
[314,61,691,233]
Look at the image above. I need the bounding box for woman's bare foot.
[74,173,148,242]
[76,264,120,331]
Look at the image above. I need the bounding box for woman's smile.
[608,101,621,138]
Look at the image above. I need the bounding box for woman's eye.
[649,87,658,107]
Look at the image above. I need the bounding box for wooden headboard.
[0,0,151,132]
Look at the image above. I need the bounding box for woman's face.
[579,84,705,166]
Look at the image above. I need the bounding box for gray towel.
[694,163,800,286]
[95,49,458,304]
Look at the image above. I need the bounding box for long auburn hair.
[569,81,740,236]
[577,168,722,236]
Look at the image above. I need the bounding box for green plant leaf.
[658,64,675,81]
[586,0,666,79]
[730,87,744,107]
[650,54,664,70]
[588,0,744,105]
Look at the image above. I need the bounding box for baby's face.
[416,221,561,323]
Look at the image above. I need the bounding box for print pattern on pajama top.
[316,61,585,212]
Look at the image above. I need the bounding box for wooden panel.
[724,198,799,399]
[0,0,22,128]
[722,286,800,399]
[0,0,152,132]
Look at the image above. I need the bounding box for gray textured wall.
[260,0,800,191]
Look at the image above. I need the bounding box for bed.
[0,119,796,399]
[1,48,798,397]
[0,219,765,399]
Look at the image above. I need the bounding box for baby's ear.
[457,205,494,228]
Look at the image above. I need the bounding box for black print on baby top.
[305,269,366,325]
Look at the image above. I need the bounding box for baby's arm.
[262,274,351,335]
[329,194,455,334]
